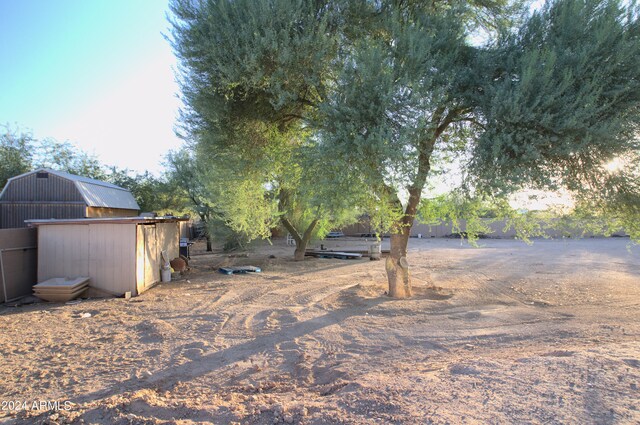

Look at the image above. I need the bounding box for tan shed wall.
[87,223,137,295]
[37,223,137,296]
[38,224,90,280]
[157,222,179,259]
[135,222,180,295]
[179,221,189,238]
[37,221,181,297]
[86,207,139,218]
[141,225,159,294]
[136,226,146,294]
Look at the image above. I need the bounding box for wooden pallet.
[305,249,390,256]
[306,251,363,260]
[218,266,262,275]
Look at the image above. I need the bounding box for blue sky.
[0,0,182,175]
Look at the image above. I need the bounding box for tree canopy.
[170,0,640,297]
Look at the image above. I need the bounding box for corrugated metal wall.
[0,172,138,228]
[2,172,84,202]
[0,172,86,228]
[0,204,86,228]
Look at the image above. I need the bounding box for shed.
[27,217,186,297]
[0,168,140,228]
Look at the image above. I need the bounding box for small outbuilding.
[0,168,140,228]
[27,217,187,297]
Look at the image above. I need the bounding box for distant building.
[0,168,140,228]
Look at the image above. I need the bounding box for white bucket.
[369,243,382,261]
[161,267,172,282]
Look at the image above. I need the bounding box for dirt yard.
[0,237,639,424]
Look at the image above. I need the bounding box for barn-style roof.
[0,169,140,210]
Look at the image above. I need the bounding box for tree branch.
[280,216,302,242]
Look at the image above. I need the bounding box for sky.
[0,0,183,175]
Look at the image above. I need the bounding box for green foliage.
[0,125,106,185]
[565,154,640,240]
[317,2,473,191]
[33,139,106,180]
[166,147,278,244]
[106,168,178,213]
[164,149,214,219]
[0,126,33,189]
[170,0,336,139]
[419,194,500,245]
[170,0,362,247]
[472,0,640,194]
[170,0,640,247]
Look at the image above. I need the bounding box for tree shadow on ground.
[68,294,393,407]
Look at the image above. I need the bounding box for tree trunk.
[386,233,412,298]
[197,212,213,252]
[281,217,319,261]
[294,244,307,261]
[383,108,458,298]
[206,235,212,252]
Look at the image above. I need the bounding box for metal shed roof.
[26,216,187,226]
[1,169,140,210]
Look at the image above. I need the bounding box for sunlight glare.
[605,157,624,173]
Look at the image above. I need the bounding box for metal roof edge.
[26,216,189,227]
[0,168,135,204]
[73,180,141,210]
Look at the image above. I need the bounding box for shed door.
[143,225,159,288]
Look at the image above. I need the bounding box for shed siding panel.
[136,225,145,295]
[37,225,90,282]
[34,220,184,298]
[142,225,160,293]
[0,227,37,250]
[88,223,136,295]
[157,222,180,260]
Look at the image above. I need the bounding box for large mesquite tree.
[170,0,361,260]
[171,0,640,298]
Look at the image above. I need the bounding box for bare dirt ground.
[1,237,639,424]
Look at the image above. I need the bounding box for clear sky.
[0,0,182,175]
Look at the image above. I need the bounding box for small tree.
[0,126,33,188]
[0,125,107,186]
[165,150,220,251]
[34,139,106,180]
[105,167,180,214]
